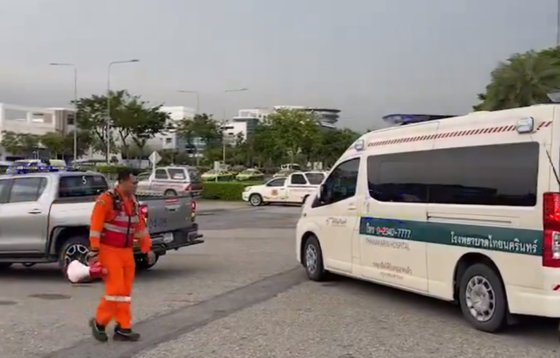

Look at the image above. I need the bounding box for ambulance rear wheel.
[459,263,507,332]
[59,235,90,274]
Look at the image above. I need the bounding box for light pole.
[222,88,248,163]
[106,59,140,163]
[49,62,78,161]
[177,90,200,113]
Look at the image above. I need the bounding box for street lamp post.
[49,62,78,161]
[222,88,248,163]
[178,90,200,114]
[106,59,140,163]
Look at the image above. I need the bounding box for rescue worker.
[87,170,155,342]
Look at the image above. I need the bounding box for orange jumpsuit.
[89,188,151,330]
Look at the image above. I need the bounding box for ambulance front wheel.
[303,235,326,281]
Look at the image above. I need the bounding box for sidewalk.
[195,199,248,212]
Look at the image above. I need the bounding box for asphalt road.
[1,201,560,357]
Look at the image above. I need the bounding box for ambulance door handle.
[347,203,357,211]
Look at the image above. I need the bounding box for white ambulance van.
[296,105,560,333]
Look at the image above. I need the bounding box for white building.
[0,103,75,160]
[273,105,340,128]
[236,108,271,121]
[146,106,195,152]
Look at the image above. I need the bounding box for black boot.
[113,324,141,342]
[89,318,108,342]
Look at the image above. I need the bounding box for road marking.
[43,266,306,358]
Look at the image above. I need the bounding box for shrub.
[202,182,258,201]
[92,165,144,181]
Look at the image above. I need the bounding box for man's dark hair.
[117,169,134,183]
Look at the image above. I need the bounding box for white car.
[242,171,325,206]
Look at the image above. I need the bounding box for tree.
[474,49,560,110]
[75,90,169,160]
[74,94,110,159]
[177,113,222,164]
[1,131,40,157]
[265,109,321,163]
[40,132,66,158]
[127,104,169,157]
[314,128,360,166]
[40,131,93,160]
[251,123,283,167]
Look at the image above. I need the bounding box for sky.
[0,0,557,132]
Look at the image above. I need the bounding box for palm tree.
[474,50,560,110]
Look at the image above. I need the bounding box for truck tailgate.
[140,196,192,234]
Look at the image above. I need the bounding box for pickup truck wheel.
[249,194,263,206]
[136,254,159,271]
[59,235,90,274]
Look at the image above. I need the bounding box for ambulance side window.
[318,158,360,206]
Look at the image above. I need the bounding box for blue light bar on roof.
[382,114,457,125]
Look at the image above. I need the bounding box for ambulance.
[296,105,560,332]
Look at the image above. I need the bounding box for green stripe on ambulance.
[359,217,542,256]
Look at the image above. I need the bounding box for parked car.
[0,171,203,275]
[136,166,203,197]
[272,163,302,178]
[236,168,265,181]
[242,171,325,206]
[201,169,234,182]
[0,161,12,175]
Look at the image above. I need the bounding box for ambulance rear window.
[58,175,109,198]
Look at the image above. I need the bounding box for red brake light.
[139,204,149,219]
[185,184,192,192]
[543,192,560,267]
[191,200,197,213]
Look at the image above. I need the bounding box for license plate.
[163,232,174,244]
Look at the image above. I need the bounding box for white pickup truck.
[0,171,203,275]
[242,171,326,206]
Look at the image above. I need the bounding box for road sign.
[149,151,161,164]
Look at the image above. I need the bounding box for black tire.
[459,263,507,332]
[303,235,326,281]
[58,235,91,275]
[164,189,177,197]
[135,253,159,271]
[0,263,12,270]
[249,194,263,207]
